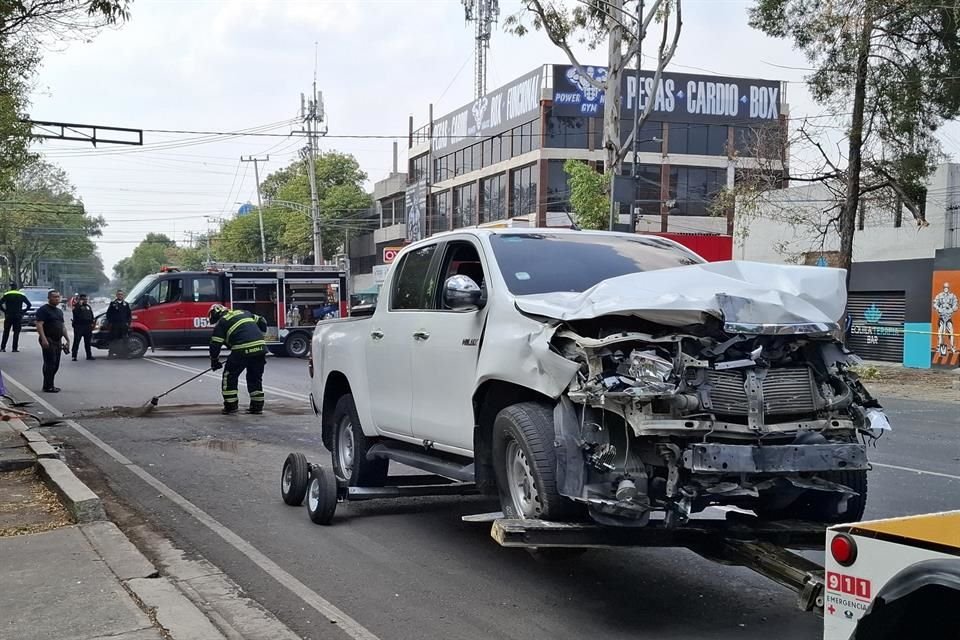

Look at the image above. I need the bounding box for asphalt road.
[1,337,957,640]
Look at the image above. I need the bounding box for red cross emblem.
[827,604,836,615]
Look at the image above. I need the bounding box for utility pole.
[296,82,327,264]
[630,0,645,232]
[240,155,269,262]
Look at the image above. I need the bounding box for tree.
[564,159,610,229]
[0,158,104,287]
[506,1,682,175]
[221,151,373,264]
[0,1,131,43]
[0,2,132,195]
[749,0,960,276]
[112,233,176,290]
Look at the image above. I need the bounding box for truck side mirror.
[443,275,484,311]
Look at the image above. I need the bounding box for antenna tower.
[462,0,500,98]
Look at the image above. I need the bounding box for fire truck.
[93,263,348,358]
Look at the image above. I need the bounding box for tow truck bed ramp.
[491,514,827,613]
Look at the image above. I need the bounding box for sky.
[27,0,960,275]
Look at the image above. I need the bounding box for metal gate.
[847,292,905,363]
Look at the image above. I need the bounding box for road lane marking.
[2,372,380,640]
[873,462,960,482]
[146,357,310,403]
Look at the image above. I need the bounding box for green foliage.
[749,0,960,222]
[0,158,106,288]
[111,233,207,290]
[215,151,372,264]
[564,159,610,230]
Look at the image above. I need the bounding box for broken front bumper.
[681,443,869,474]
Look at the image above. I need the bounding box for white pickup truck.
[309,229,888,527]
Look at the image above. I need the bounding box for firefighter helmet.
[207,304,228,323]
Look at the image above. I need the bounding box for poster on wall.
[931,270,960,369]
[405,179,427,243]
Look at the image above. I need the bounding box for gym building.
[348,63,787,293]
[407,63,786,236]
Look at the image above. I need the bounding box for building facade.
[405,64,787,238]
[735,163,960,369]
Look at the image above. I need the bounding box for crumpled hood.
[513,261,847,334]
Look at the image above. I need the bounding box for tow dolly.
[279,452,829,616]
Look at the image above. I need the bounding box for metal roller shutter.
[847,291,905,363]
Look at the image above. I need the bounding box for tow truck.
[93,262,347,358]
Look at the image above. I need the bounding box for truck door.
[132,276,186,348]
[409,240,488,451]
[365,243,440,438]
[183,274,223,344]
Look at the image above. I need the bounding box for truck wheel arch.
[472,380,555,495]
[321,371,352,451]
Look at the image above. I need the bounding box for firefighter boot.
[222,403,239,415]
[246,401,263,415]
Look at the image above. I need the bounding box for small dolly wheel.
[306,464,338,525]
[281,453,310,506]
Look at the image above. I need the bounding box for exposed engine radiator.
[707,368,817,416]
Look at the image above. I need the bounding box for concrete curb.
[127,577,228,640]
[37,457,106,522]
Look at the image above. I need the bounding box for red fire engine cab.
[93,263,348,358]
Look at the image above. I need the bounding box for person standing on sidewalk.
[0,282,32,353]
[35,290,69,393]
[71,293,96,361]
[207,304,267,415]
[105,289,131,359]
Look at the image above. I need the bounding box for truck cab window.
[143,278,182,306]
[192,277,219,302]
[437,241,486,309]
[390,245,438,311]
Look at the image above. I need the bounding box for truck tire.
[760,469,868,523]
[284,332,310,358]
[280,452,309,506]
[492,401,581,521]
[127,332,148,359]
[331,394,388,487]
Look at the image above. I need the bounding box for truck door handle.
[370,330,384,341]
[412,330,430,341]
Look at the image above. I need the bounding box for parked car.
[310,230,887,527]
[21,287,52,330]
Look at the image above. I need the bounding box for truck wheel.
[285,332,310,358]
[306,466,338,525]
[492,402,580,521]
[760,469,868,523]
[331,394,388,487]
[280,452,309,506]
[127,333,148,359]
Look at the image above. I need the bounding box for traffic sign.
[383,246,403,263]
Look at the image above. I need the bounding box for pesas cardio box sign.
[552,64,782,124]
[431,67,543,154]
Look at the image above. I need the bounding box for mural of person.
[933,281,958,356]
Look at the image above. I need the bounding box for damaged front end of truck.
[515,261,889,527]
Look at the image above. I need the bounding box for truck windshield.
[126,274,158,304]
[489,233,703,296]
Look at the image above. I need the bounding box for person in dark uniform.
[0,282,32,352]
[207,304,267,415]
[35,290,69,393]
[71,293,96,361]
[105,289,132,358]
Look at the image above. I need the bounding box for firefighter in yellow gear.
[207,305,268,415]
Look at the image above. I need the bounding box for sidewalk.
[0,413,285,640]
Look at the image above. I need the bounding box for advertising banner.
[431,66,544,155]
[405,179,428,243]
[931,270,960,369]
[551,64,782,125]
